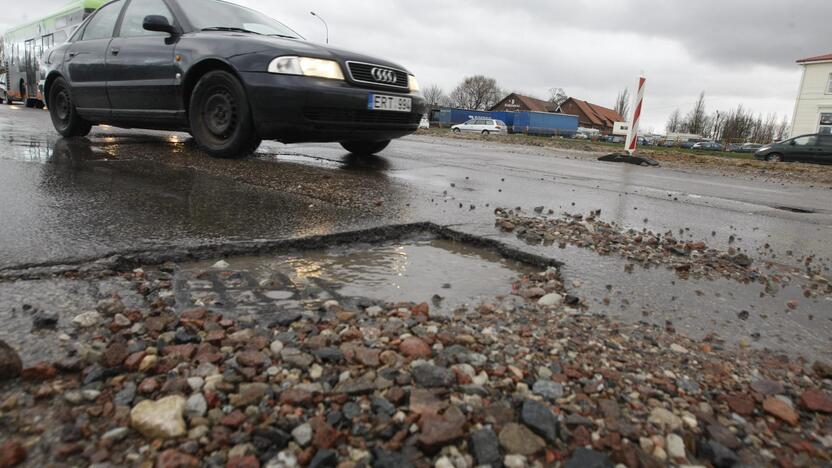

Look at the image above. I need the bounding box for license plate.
[368,94,411,112]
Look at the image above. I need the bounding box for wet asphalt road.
[1,104,831,359]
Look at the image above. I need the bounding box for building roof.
[491,93,558,112]
[796,53,832,64]
[560,98,625,127]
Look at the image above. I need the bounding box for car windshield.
[178,0,302,38]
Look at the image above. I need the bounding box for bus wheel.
[48,77,92,137]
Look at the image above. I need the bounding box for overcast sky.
[2,0,830,132]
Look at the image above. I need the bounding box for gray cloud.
[2,0,826,131]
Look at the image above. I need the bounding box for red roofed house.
[490,93,559,113]
[791,53,832,136]
[555,98,625,135]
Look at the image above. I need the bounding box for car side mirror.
[143,15,178,35]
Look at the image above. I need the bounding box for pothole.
[175,237,539,315]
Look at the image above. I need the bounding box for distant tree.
[614,87,630,119]
[775,117,789,141]
[450,75,504,110]
[0,37,6,75]
[422,84,446,109]
[666,109,682,133]
[683,92,708,135]
[548,87,568,106]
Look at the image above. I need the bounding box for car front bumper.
[240,72,427,144]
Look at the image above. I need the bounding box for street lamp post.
[310,11,329,44]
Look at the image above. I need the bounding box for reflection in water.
[184,238,536,312]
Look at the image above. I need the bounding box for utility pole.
[310,12,329,44]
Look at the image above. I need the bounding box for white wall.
[791,61,832,136]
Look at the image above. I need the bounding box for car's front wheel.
[452,128,461,133]
[482,130,490,135]
[341,140,390,155]
[766,153,783,162]
[189,70,260,159]
[48,77,92,137]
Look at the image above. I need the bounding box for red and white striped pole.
[625,76,646,155]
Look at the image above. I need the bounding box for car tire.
[48,77,92,138]
[452,128,461,133]
[482,130,490,135]
[189,70,260,159]
[766,153,783,162]
[341,140,390,155]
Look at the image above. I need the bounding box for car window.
[81,1,124,41]
[119,0,175,37]
[178,0,301,38]
[793,136,817,146]
[497,121,506,126]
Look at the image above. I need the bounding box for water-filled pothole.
[178,237,539,314]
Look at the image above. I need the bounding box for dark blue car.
[44,0,426,158]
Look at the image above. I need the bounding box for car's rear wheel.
[341,140,390,155]
[767,153,783,162]
[189,70,260,159]
[482,130,490,135]
[48,77,92,137]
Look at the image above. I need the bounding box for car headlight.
[268,56,344,80]
[408,75,420,93]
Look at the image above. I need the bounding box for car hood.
[206,32,412,74]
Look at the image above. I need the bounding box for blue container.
[512,112,578,136]
[435,108,515,127]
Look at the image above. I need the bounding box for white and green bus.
[1,0,107,106]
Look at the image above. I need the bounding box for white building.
[791,53,832,137]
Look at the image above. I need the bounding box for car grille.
[346,62,409,90]
[304,108,421,126]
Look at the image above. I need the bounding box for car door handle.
[110,48,120,56]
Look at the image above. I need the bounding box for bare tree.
[775,117,789,141]
[666,109,682,133]
[449,75,504,110]
[422,84,446,109]
[0,37,6,75]
[614,87,630,119]
[548,87,568,106]
[683,92,708,135]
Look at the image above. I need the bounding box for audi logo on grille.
[371,68,397,84]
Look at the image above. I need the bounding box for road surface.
[1,104,830,359]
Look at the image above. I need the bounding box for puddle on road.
[180,237,537,315]
[0,237,537,365]
[551,244,832,361]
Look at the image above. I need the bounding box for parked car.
[681,140,703,149]
[731,143,763,153]
[451,119,507,135]
[0,82,7,104]
[43,0,425,158]
[692,141,725,151]
[754,134,832,164]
